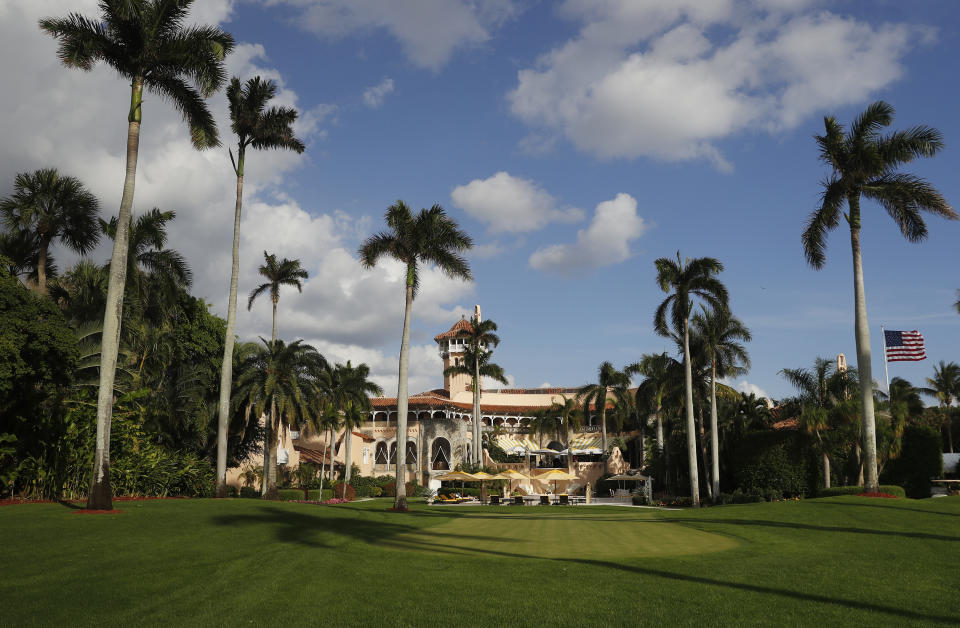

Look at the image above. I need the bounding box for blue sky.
[2,0,958,400]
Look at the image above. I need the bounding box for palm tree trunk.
[393,268,414,510]
[344,425,353,483]
[823,452,831,490]
[215,145,244,498]
[37,236,50,295]
[89,79,143,511]
[697,405,712,502]
[683,318,701,506]
[848,198,879,492]
[655,402,664,452]
[600,403,608,460]
[272,297,278,343]
[265,402,279,499]
[473,357,481,464]
[710,360,720,502]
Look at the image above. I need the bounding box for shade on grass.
[1,497,958,626]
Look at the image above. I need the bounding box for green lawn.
[2,496,958,626]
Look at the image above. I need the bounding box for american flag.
[884,329,926,362]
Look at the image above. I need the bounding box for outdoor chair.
[489,495,501,505]
[513,496,524,506]
[540,495,550,506]
[559,494,569,505]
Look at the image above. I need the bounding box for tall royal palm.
[0,168,100,294]
[216,76,305,497]
[41,0,233,510]
[803,101,956,492]
[578,362,628,461]
[630,353,681,455]
[654,253,728,507]
[692,305,751,501]
[245,252,308,496]
[443,324,508,463]
[922,361,960,453]
[359,201,473,510]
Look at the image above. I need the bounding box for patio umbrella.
[436,470,479,497]
[471,471,496,501]
[533,469,578,494]
[496,469,531,496]
[606,473,648,499]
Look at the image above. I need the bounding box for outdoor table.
[522,495,539,506]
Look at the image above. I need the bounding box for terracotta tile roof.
[369,392,612,415]
[772,417,799,430]
[433,317,474,342]
[294,444,343,466]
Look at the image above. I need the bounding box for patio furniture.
[540,495,551,506]
[522,495,539,506]
[559,494,569,505]
[489,495,501,505]
[513,496,524,506]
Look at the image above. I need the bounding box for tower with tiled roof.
[434,305,481,397]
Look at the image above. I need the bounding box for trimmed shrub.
[816,485,906,498]
[275,489,327,501]
[332,483,355,500]
[728,431,816,498]
[239,486,259,498]
[881,425,942,498]
[225,485,238,498]
[381,480,416,497]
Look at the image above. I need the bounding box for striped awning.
[495,436,538,453]
[569,435,602,450]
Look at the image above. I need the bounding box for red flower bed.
[857,492,898,498]
[1,496,186,507]
[73,509,124,514]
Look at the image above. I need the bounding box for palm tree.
[320,361,383,485]
[238,252,308,496]
[577,362,628,460]
[781,357,836,488]
[41,0,234,511]
[922,361,960,453]
[654,253,728,507]
[691,305,751,501]
[548,396,582,472]
[630,353,681,457]
[233,338,325,498]
[803,101,957,492]
[442,332,508,464]
[358,201,473,510]
[216,77,305,496]
[0,169,100,294]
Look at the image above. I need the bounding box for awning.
[567,434,603,454]
[496,436,538,454]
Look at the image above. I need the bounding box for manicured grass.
[2,496,958,626]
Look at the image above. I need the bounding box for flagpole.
[881,325,890,394]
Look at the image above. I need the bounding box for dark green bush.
[239,486,259,498]
[729,431,816,498]
[816,485,906,498]
[881,425,942,498]
[332,483,355,500]
[225,485,238,498]
[381,480,416,497]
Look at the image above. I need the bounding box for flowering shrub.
[856,492,899,498]
[324,498,348,504]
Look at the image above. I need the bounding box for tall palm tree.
[692,305,751,501]
[238,252,308,496]
[41,0,234,511]
[654,253,728,507]
[233,338,325,498]
[577,362,628,459]
[0,168,100,294]
[319,361,383,485]
[442,337,508,464]
[216,76,305,497]
[630,353,681,456]
[359,201,473,510]
[803,101,957,492]
[548,395,582,472]
[922,361,960,453]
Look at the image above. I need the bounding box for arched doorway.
[431,438,451,471]
[375,441,388,466]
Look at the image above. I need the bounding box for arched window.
[375,441,388,465]
[389,442,397,464]
[406,440,418,463]
[431,438,451,471]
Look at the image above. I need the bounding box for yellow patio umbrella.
[496,469,530,496]
[436,470,483,498]
[533,469,578,494]
[471,471,496,502]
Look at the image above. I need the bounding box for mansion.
[228,306,628,492]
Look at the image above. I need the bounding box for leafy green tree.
[691,305,750,501]
[233,338,325,498]
[547,395,582,472]
[442,327,508,463]
[41,0,234,510]
[217,76,305,497]
[781,357,845,488]
[654,253,728,506]
[577,362,629,459]
[359,201,473,510]
[631,353,681,456]
[0,169,100,294]
[803,101,957,492]
[922,361,960,453]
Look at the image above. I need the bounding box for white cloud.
[264,0,520,69]
[508,0,932,169]
[726,379,771,402]
[0,1,470,396]
[451,171,583,233]
[529,192,646,275]
[362,78,395,108]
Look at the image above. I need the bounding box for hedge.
[816,485,906,498]
[881,425,943,498]
[332,483,355,500]
[728,430,817,498]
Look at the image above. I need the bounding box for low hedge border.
[816,485,905,498]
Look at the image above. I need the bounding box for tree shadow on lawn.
[374,535,960,625]
[663,517,960,543]
[209,506,520,550]
[806,500,960,518]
